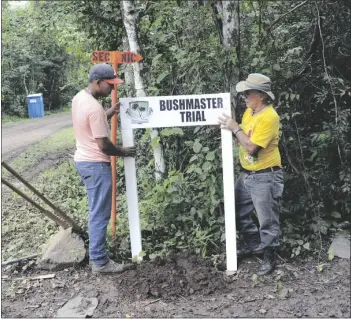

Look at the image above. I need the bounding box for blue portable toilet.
[27,93,44,118]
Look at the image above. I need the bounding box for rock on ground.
[56,295,98,318]
[329,232,350,259]
[37,227,86,270]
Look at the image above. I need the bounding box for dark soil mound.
[117,253,229,300]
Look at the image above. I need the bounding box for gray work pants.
[235,170,284,247]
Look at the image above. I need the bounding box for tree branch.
[315,1,343,163]
[281,130,302,176]
[211,0,223,45]
[307,20,320,57]
[2,254,38,266]
[285,15,320,87]
[341,0,351,10]
[266,0,309,33]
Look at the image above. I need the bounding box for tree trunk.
[122,0,165,181]
[122,35,135,97]
[23,75,29,97]
[218,1,241,111]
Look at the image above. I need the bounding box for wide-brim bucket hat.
[236,73,275,100]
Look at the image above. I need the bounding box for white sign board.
[121,94,227,128]
[120,93,237,271]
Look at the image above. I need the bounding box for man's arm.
[218,113,260,156]
[234,130,261,156]
[95,137,136,157]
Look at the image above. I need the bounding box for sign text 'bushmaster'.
[159,97,223,123]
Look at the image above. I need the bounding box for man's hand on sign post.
[106,102,121,120]
[218,113,240,132]
[122,147,136,157]
[111,102,121,114]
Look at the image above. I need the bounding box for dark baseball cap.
[89,64,124,84]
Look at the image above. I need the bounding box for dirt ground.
[1,253,350,318]
[1,113,72,161]
[1,115,350,318]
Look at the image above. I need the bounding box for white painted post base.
[121,128,143,261]
[221,128,237,272]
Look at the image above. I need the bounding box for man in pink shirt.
[72,63,136,274]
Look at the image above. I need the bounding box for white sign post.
[120,93,237,271]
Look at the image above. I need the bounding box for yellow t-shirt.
[238,105,281,171]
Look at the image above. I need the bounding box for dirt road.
[1,113,72,161]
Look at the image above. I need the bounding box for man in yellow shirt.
[218,73,284,275]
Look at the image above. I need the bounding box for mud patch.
[21,149,74,181]
[117,253,230,300]
[2,148,74,192]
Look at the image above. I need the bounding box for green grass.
[3,127,75,176]
[2,106,71,124]
[45,106,71,116]
[1,114,33,124]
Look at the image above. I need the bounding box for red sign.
[92,51,143,64]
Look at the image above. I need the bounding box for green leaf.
[156,71,168,83]
[152,53,163,66]
[161,127,184,136]
[194,127,201,134]
[206,151,215,161]
[273,63,281,71]
[251,58,258,67]
[262,68,271,75]
[307,151,318,162]
[197,210,203,219]
[151,136,160,149]
[149,253,157,260]
[131,256,139,263]
[170,127,184,136]
[303,242,310,250]
[193,140,202,153]
[331,211,341,219]
[190,207,196,216]
[317,263,326,272]
[328,248,334,261]
[148,86,159,94]
[187,167,194,173]
[194,167,202,174]
[296,239,303,245]
[202,161,212,171]
[189,155,198,163]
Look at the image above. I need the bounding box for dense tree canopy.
[1,1,91,115]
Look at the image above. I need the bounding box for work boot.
[91,259,135,275]
[237,242,264,257]
[237,233,264,258]
[257,247,276,276]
